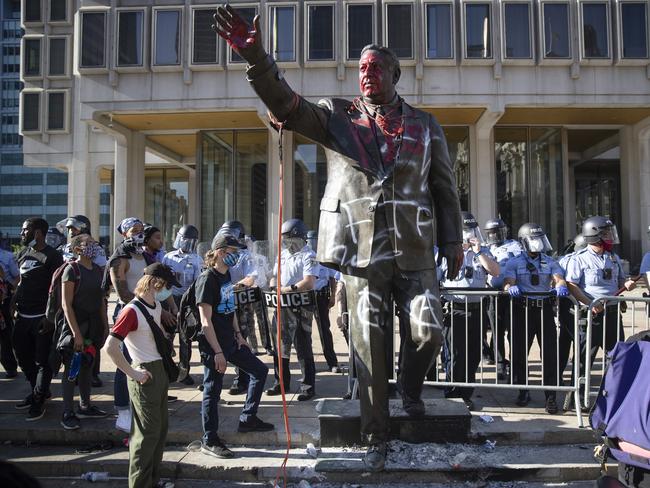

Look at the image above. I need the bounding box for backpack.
[45,261,81,324]
[177,278,201,345]
[590,331,650,472]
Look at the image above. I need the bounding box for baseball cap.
[211,233,247,251]
[143,263,181,288]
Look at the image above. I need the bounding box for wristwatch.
[291,284,298,291]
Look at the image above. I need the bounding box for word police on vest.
[263,290,315,309]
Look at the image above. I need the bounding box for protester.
[143,225,166,265]
[105,263,179,488]
[197,233,273,459]
[13,218,64,420]
[0,244,19,378]
[59,234,109,430]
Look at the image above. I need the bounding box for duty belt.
[316,287,331,299]
[515,296,552,308]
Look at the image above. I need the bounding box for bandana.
[117,217,142,235]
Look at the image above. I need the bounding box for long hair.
[204,249,220,268]
[134,275,166,296]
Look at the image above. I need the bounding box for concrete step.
[2,442,613,485]
[318,399,471,447]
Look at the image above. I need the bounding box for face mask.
[179,240,195,254]
[223,252,239,267]
[131,233,145,245]
[527,238,545,253]
[123,237,144,254]
[79,242,100,259]
[282,237,304,254]
[155,287,172,302]
[601,240,614,252]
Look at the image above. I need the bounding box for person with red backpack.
[59,234,109,430]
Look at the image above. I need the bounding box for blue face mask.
[155,287,172,303]
[223,252,239,268]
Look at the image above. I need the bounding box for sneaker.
[115,409,132,433]
[516,390,531,407]
[363,443,387,472]
[402,398,425,417]
[167,395,178,403]
[77,405,108,419]
[266,384,282,396]
[91,375,103,388]
[238,416,275,433]
[201,439,234,459]
[5,370,17,379]
[61,411,80,430]
[545,396,558,415]
[15,394,33,410]
[330,365,342,374]
[197,384,204,392]
[228,384,248,395]
[181,375,195,386]
[26,401,46,421]
[297,388,315,402]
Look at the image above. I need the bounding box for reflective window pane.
[495,128,528,236]
[47,92,64,131]
[24,38,41,76]
[443,127,470,211]
[22,93,40,131]
[49,38,66,75]
[621,3,648,58]
[294,134,327,232]
[386,4,413,58]
[425,3,453,59]
[25,0,41,22]
[504,3,531,58]
[81,12,105,68]
[465,3,492,58]
[231,8,257,62]
[201,131,233,241]
[235,132,268,240]
[118,11,143,67]
[193,9,218,64]
[543,3,570,58]
[582,3,609,58]
[308,5,334,60]
[270,6,296,62]
[155,10,181,65]
[347,4,373,59]
[50,0,66,21]
[145,168,189,250]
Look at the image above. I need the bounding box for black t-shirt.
[15,245,64,315]
[194,268,237,356]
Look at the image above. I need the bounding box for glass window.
[24,0,41,22]
[117,11,143,67]
[80,12,106,68]
[269,6,296,62]
[503,3,531,58]
[23,38,41,76]
[47,92,65,131]
[145,168,189,249]
[22,92,40,131]
[347,4,374,59]
[425,3,453,59]
[294,134,327,232]
[50,0,66,22]
[542,3,570,58]
[495,128,528,237]
[308,4,335,60]
[386,3,413,58]
[193,9,218,64]
[620,2,648,58]
[443,127,470,211]
[230,7,257,63]
[235,131,268,240]
[582,2,609,58]
[48,38,66,75]
[154,10,181,66]
[465,3,492,58]
[201,131,234,241]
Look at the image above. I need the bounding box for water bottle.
[68,351,82,381]
[182,262,194,288]
[80,472,110,482]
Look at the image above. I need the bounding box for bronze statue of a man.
[214,5,463,471]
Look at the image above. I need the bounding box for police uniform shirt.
[488,240,523,289]
[558,252,576,273]
[440,247,494,303]
[314,264,337,291]
[564,247,626,301]
[0,248,19,284]
[161,249,204,296]
[640,252,650,275]
[228,249,258,284]
[62,242,108,267]
[504,253,563,293]
[275,245,320,287]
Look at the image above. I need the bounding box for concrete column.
[266,128,293,249]
[636,123,650,259]
[113,131,146,247]
[470,109,503,225]
[187,168,198,227]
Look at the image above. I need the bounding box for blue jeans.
[199,339,268,445]
[114,342,132,410]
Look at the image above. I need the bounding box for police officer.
[440,213,499,408]
[565,217,636,383]
[503,223,569,414]
[0,244,19,378]
[484,218,523,379]
[45,228,66,252]
[58,215,107,267]
[266,218,319,401]
[307,230,340,373]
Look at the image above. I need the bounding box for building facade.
[0,0,72,243]
[18,0,650,264]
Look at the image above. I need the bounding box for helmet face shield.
[45,232,64,249]
[174,234,198,254]
[600,225,620,245]
[522,235,553,253]
[485,227,507,246]
[462,227,484,244]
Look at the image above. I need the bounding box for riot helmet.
[484,218,508,246]
[461,212,484,244]
[220,221,246,241]
[581,216,620,245]
[281,218,307,254]
[517,223,553,254]
[306,230,318,252]
[573,234,587,252]
[45,228,66,249]
[173,224,199,254]
[57,215,91,237]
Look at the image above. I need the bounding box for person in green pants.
[106,263,180,488]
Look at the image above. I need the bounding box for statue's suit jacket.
[248,56,462,272]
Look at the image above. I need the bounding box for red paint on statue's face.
[358,51,395,104]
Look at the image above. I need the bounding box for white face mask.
[527,238,545,253]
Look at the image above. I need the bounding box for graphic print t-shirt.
[194,268,237,355]
[15,245,64,315]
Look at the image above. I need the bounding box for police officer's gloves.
[438,242,464,281]
[555,285,570,297]
[507,285,521,297]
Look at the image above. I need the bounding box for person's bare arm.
[99,298,109,346]
[281,275,316,293]
[61,279,83,351]
[105,335,150,384]
[110,258,134,303]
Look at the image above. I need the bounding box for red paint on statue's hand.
[227,20,255,51]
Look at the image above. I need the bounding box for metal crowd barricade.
[584,295,650,408]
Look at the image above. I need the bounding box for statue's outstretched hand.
[438,242,464,281]
[212,5,265,64]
